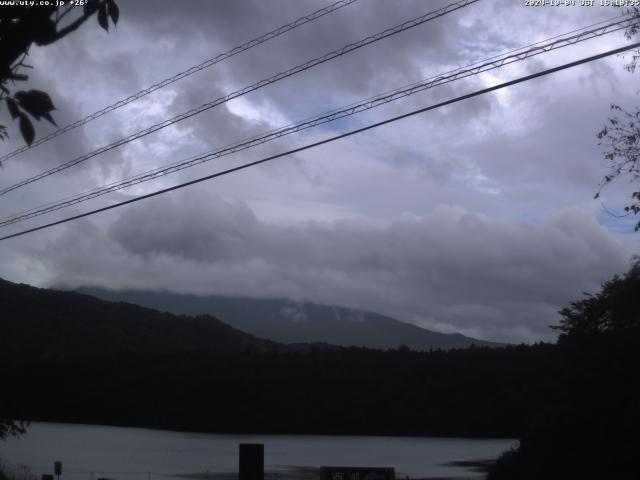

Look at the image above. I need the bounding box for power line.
[0,0,480,197]
[0,16,633,226]
[0,15,635,228]
[0,0,359,164]
[1,41,638,243]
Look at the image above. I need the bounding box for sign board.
[54,462,62,476]
[320,467,395,480]
[239,443,264,480]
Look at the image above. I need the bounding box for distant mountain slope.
[79,287,500,350]
[0,278,280,355]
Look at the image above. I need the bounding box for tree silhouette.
[0,0,119,441]
[553,256,640,339]
[489,259,640,480]
[596,8,640,230]
[0,0,119,147]
[0,420,26,440]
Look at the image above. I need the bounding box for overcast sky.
[0,0,638,343]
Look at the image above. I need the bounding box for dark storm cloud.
[117,0,465,112]
[91,192,629,342]
[0,0,637,343]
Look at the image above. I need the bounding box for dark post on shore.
[54,462,62,480]
[239,443,264,480]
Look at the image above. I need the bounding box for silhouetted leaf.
[6,98,20,119]
[18,112,34,145]
[98,3,109,31]
[84,0,99,16]
[32,18,57,45]
[41,112,57,126]
[0,5,24,20]
[14,90,56,123]
[107,0,119,25]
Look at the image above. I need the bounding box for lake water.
[0,423,515,480]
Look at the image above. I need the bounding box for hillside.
[0,278,280,355]
[78,287,500,350]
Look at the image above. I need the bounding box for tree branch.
[37,1,104,46]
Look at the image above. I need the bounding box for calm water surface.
[0,423,515,480]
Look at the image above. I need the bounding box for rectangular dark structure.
[239,443,264,480]
[320,467,395,480]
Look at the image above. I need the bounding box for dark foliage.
[597,106,640,230]
[0,419,27,440]
[0,0,118,146]
[0,345,558,439]
[596,8,640,230]
[0,0,118,433]
[0,277,559,438]
[488,261,640,480]
[0,276,278,441]
[621,7,640,74]
[554,257,640,339]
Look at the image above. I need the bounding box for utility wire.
[0,15,632,225]
[1,15,629,226]
[0,15,635,228]
[0,0,359,164]
[0,0,479,197]
[1,41,638,243]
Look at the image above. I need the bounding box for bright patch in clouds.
[0,0,638,343]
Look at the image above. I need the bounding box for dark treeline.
[487,329,640,479]
[2,261,639,478]
[1,344,558,439]
[488,261,640,480]
[1,276,555,439]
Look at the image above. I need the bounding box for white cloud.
[0,0,638,343]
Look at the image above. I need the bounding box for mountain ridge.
[77,286,501,350]
[0,277,281,355]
